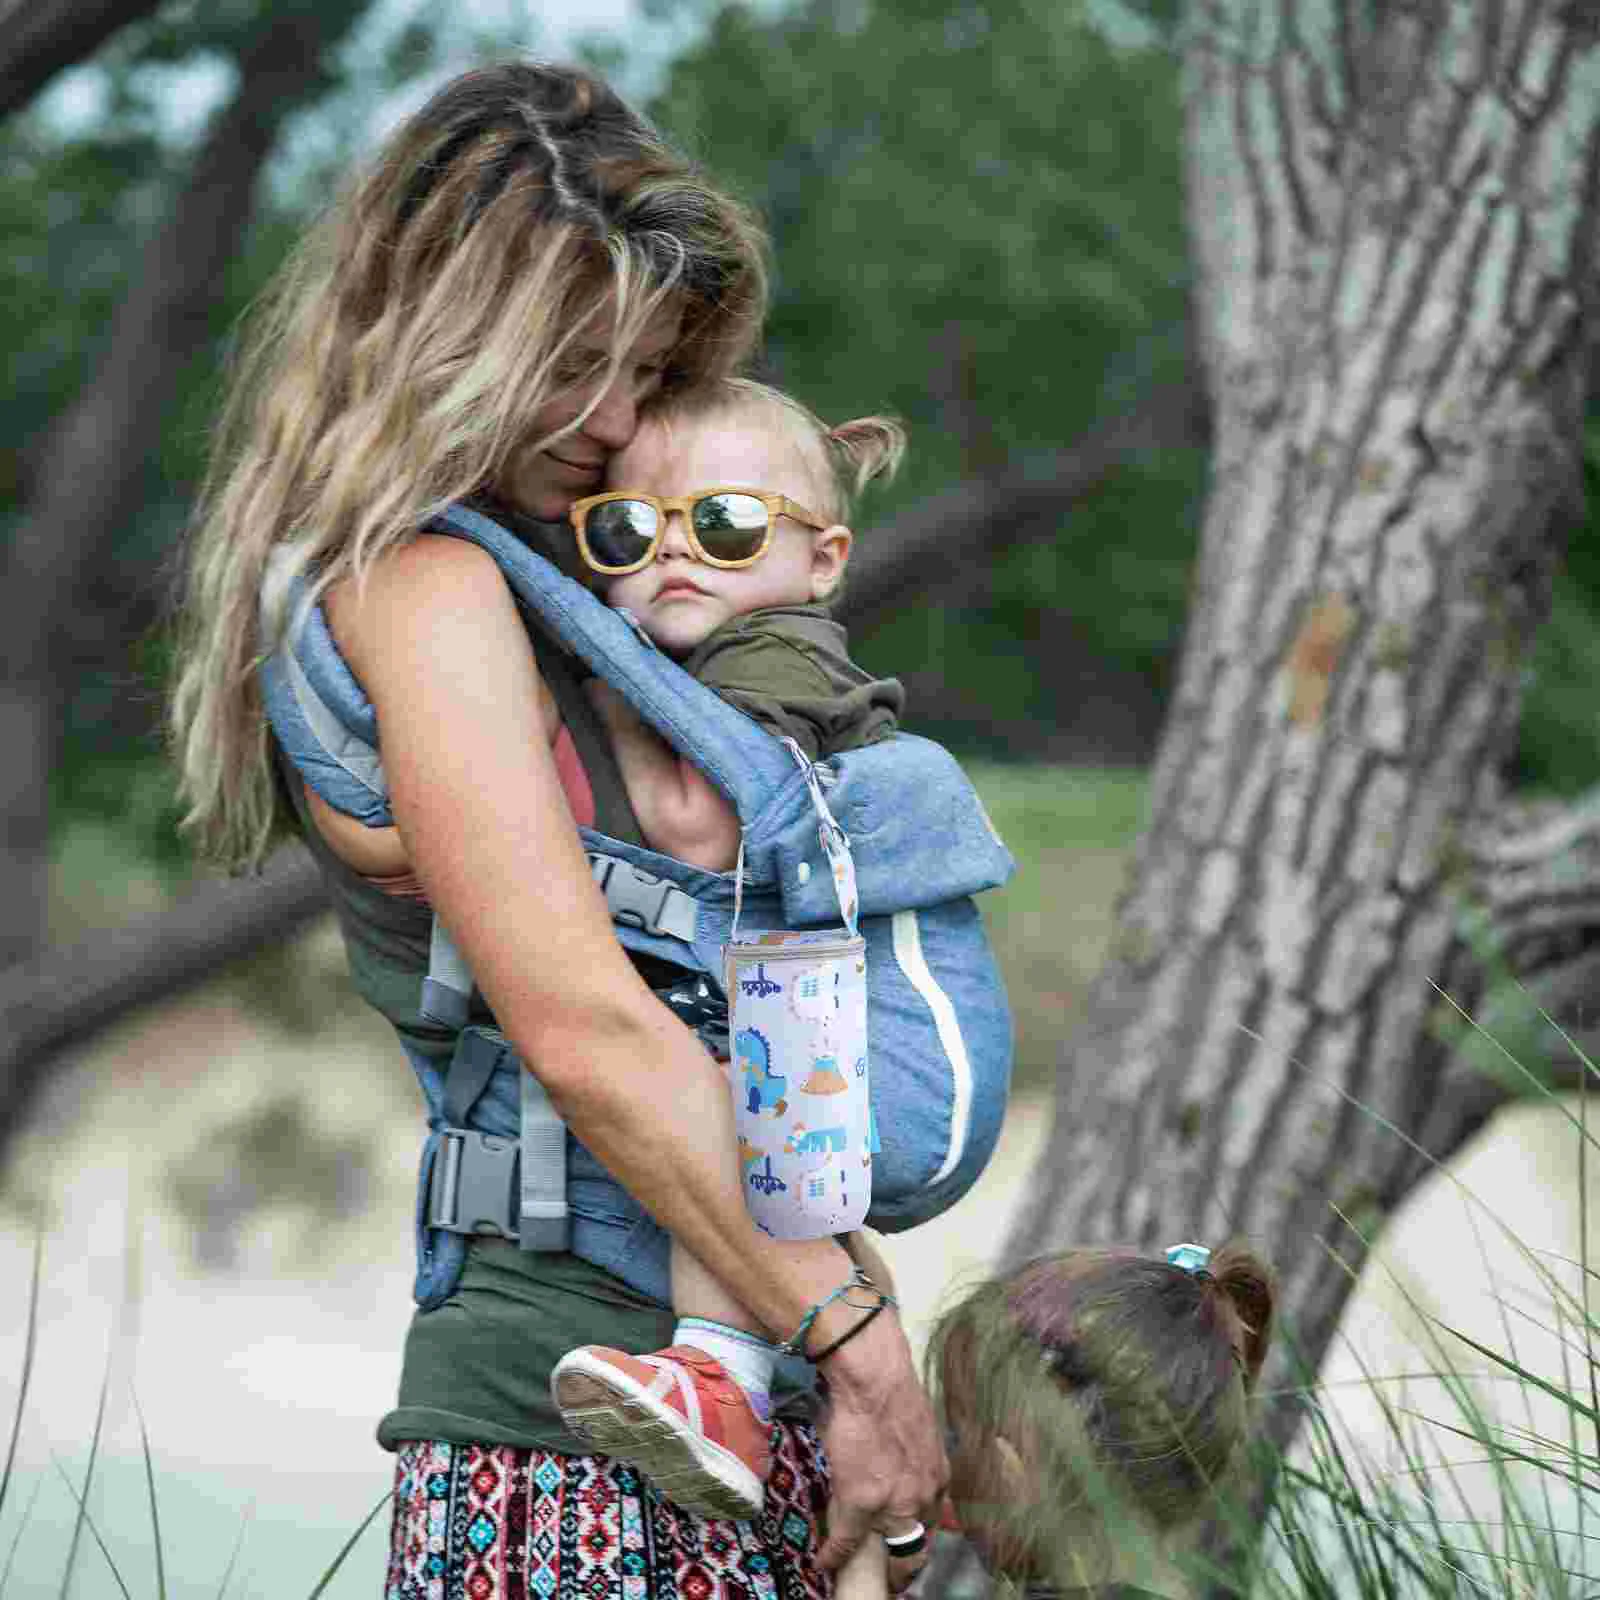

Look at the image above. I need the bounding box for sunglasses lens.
[692,492,768,563]
[584,499,658,570]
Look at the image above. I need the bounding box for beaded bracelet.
[776,1266,896,1360]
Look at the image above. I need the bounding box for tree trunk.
[1008,0,1600,1450]
[0,0,165,123]
[0,6,363,973]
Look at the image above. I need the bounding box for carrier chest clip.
[588,853,700,943]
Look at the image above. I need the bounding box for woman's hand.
[814,1308,948,1592]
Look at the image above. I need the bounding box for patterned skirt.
[385,1422,832,1600]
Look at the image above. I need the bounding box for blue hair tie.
[1165,1242,1211,1276]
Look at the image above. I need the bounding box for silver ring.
[881,1522,928,1557]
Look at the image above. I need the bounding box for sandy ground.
[1,918,1595,1595]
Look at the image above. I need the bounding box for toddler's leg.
[668,1233,779,1419]
[553,1065,864,1522]
[552,1231,859,1522]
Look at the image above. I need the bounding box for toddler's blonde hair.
[645,377,905,524]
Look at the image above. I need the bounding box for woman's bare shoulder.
[324,532,510,674]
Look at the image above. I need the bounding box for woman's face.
[497,303,684,522]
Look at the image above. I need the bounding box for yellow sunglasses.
[570,487,829,576]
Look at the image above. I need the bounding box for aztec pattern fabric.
[386,1422,831,1600]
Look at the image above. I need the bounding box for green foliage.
[646,0,1198,722]
[7,0,1600,872]
[1515,422,1600,795]
[0,0,454,855]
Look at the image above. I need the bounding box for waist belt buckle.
[427,1128,520,1240]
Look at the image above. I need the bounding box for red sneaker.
[551,1344,773,1520]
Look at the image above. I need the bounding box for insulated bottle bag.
[726,928,871,1238]
[725,750,872,1238]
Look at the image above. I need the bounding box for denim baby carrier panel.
[419,504,1016,1231]
[260,554,674,1309]
[259,503,1015,1311]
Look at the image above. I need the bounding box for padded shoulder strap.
[259,551,393,827]
[427,503,799,816]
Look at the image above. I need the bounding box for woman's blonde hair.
[644,377,905,524]
[170,62,767,867]
[927,1243,1274,1589]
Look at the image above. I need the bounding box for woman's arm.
[584,679,741,871]
[329,535,944,1573]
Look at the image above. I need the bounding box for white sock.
[675,1317,776,1420]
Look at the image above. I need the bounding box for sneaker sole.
[551,1351,768,1522]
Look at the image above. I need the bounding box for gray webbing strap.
[587,852,702,943]
[422,923,570,1253]
[442,1027,500,1128]
[519,1070,569,1252]
[429,1026,521,1241]
[421,918,473,1029]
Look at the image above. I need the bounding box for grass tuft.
[305,1488,393,1599]
[131,1391,166,1600]
[0,1231,40,1533]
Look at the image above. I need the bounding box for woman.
[170,62,945,1597]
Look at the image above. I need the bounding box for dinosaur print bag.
[725,927,873,1238]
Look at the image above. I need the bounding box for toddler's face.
[593,413,849,658]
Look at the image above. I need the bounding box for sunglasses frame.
[570,486,830,576]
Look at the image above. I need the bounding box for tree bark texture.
[1008,0,1600,1437]
[0,0,165,124]
[0,5,363,973]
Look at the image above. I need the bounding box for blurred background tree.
[8,0,1597,903]
[4,0,1600,1211]
[2,0,1599,1376]
[2,6,1600,1587]
[642,0,1203,760]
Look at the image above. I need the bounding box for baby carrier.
[260,502,1014,1310]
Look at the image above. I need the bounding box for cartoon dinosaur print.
[784,1124,848,1157]
[735,1026,787,1117]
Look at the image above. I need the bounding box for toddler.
[927,1241,1276,1599]
[550,379,916,1519]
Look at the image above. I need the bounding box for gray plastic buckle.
[427,1128,519,1239]
[588,854,698,941]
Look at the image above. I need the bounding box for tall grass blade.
[305,1488,392,1599]
[49,1459,131,1600]
[0,1232,42,1527]
[130,1391,165,1600]
[57,1339,113,1600]
[1435,1325,1600,1427]
[214,1497,255,1600]
[0,1472,45,1597]
[1581,1053,1600,1487]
